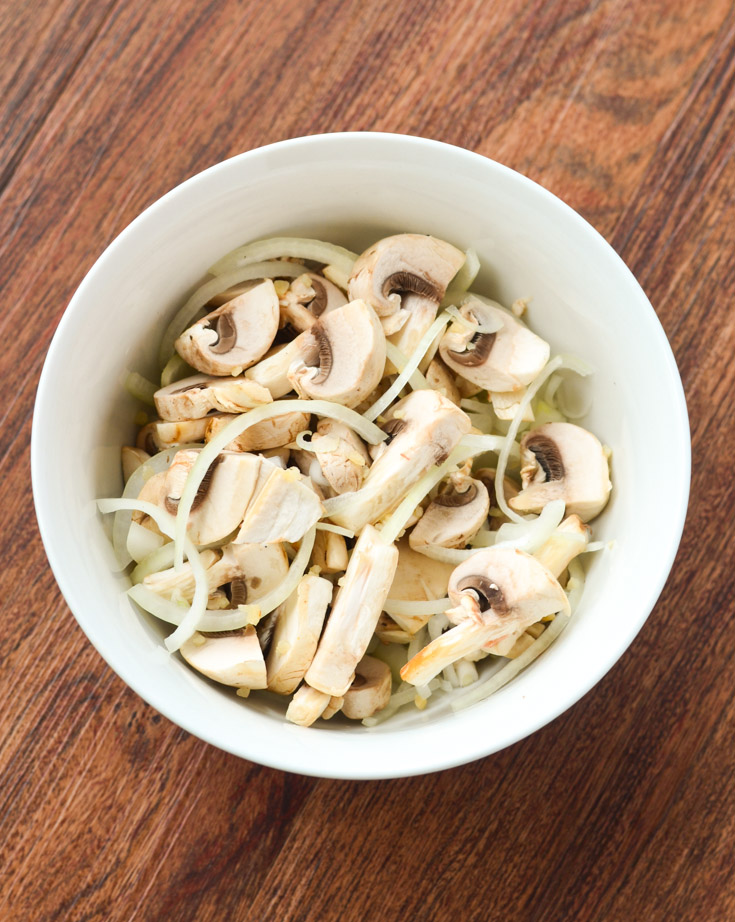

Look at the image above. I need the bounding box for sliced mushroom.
[490,389,534,422]
[175,280,280,375]
[425,357,461,405]
[133,471,169,534]
[375,612,413,644]
[162,449,267,545]
[121,446,150,482]
[327,389,471,533]
[321,696,344,720]
[234,466,324,545]
[311,529,349,573]
[244,339,304,399]
[180,625,267,688]
[266,574,332,695]
[342,656,392,719]
[288,300,386,408]
[509,422,611,522]
[533,514,590,578]
[348,234,465,319]
[401,547,569,686]
[305,525,398,697]
[137,418,211,453]
[285,684,332,727]
[439,298,550,392]
[205,410,310,451]
[409,472,489,550]
[310,419,370,495]
[475,468,520,531]
[154,374,272,421]
[279,273,347,332]
[385,539,455,635]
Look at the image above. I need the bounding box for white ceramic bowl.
[32,133,690,778]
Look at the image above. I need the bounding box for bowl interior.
[32,133,689,778]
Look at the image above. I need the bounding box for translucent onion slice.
[157,260,305,367]
[444,304,503,335]
[127,521,165,564]
[441,247,480,306]
[364,312,452,422]
[209,237,358,278]
[412,545,483,565]
[493,498,566,554]
[494,354,593,524]
[130,541,176,584]
[384,342,430,391]
[172,400,386,567]
[160,353,195,388]
[315,522,355,538]
[128,584,254,632]
[322,264,350,291]
[97,498,209,652]
[124,371,157,406]
[383,597,451,617]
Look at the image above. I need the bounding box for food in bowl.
[99,232,612,728]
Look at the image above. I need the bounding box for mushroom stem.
[401,618,498,687]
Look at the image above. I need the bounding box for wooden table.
[2,0,733,918]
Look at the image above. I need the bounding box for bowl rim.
[31,131,691,778]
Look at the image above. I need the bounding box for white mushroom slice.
[137,418,211,453]
[475,468,520,531]
[305,525,398,697]
[288,300,386,408]
[163,449,266,545]
[260,446,291,468]
[175,280,280,375]
[154,374,272,421]
[266,574,333,694]
[235,467,324,545]
[205,410,310,451]
[180,625,267,688]
[121,446,150,482]
[311,529,349,573]
[133,471,168,534]
[533,514,590,578]
[439,298,550,392]
[321,696,344,720]
[327,389,471,533]
[386,539,455,634]
[279,273,347,332]
[490,389,534,422]
[401,547,570,686]
[285,684,332,727]
[312,419,370,495]
[456,374,483,398]
[409,473,490,550]
[375,612,412,644]
[342,656,392,720]
[348,234,465,319]
[509,422,611,522]
[425,357,461,405]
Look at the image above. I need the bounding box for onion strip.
[492,498,566,553]
[209,237,358,277]
[128,584,254,632]
[442,247,480,306]
[384,342,430,391]
[172,400,385,567]
[124,372,157,406]
[315,522,355,538]
[445,304,503,335]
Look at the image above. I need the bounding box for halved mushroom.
[311,529,349,573]
[279,273,347,332]
[154,374,272,421]
[175,280,280,375]
[162,449,268,546]
[400,547,569,686]
[267,574,333,694]
[137,418,211,453]
[285,684,332,727]
[310,419,370,495]
[205,410,310,451]
[409,472,489,550]
[327,389,472,533]
[425,357,461,405]
[235,466,324,545]
[342,656,392,719]
[439,298,550,392]
[509,422,611,522]
[180,625,267,688]
[305,525,398,697]
[288,300,386,408]
[475,468,520,531]
[121,446,150,482]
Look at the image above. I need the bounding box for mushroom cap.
[279,273,348,332]
[509,422,611,522]
[342,656,392,719]
[409,473,490,549]
[447,546,570,632]
[288,299,386,408]
[234,466,324,544]
[266,573,333,695]
[312,418,370,495]
[154,374,272,421]
[205,410,310,451]
[439,298,550,392]
[180,625,267,688]
[348,234,465,317]
[175,279,280,375]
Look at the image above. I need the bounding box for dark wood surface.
[2,0,734,919]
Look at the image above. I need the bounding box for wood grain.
[2,0,734,919]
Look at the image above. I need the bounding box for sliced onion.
[209,237,358,278]
[384,342,430,391]
[128,584,254,632]
[494,354,593,524]
[172,400,385,567]
[445,304,503,335]
[127,522,166,565]
[565,557,586,614]
[365,312,452,422]
[413,545,483,565]
[383,597,450,617]
[322,263,350,291]
[315,522,355,538]
[97,497,209,652]
[124,371,157,406]
[458,433,515,458]
[493,498,566,554]
[441,247,480,306]
[130,541,176,584]
[160,353,195,387]
[157,260,305,367]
